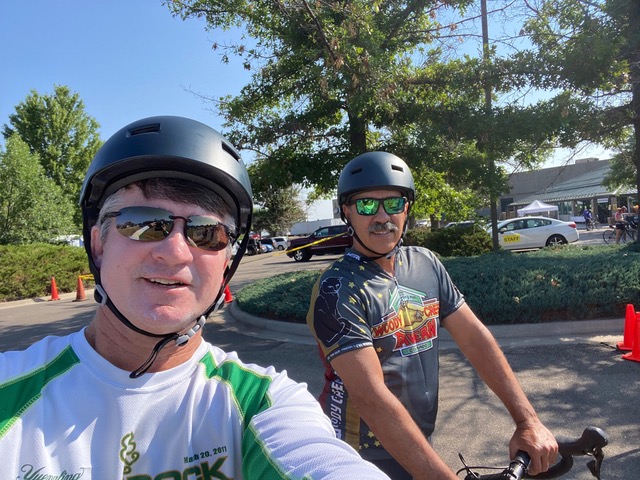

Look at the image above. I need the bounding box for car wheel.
[546,234,567,247]
[277,245,285,250]
[292,248,311,262]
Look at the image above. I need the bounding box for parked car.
[261,242,274,253]
[286,224,352,262]
[271,236,289,250]
[445,221,476,229]
[260,237,288,251]
[488,216,579,250]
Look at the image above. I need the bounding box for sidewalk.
[218,300,625,349]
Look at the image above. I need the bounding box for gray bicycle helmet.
[337,151,415,206]
[80,115,253,377]
[337,152,415,259]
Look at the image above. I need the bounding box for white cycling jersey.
[0,329,389,479]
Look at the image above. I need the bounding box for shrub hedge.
[0,244,91,301]
[236,242,640,325]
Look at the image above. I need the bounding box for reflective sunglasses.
[351,197,407,216]
[104,206,235,251]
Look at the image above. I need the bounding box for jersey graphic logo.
[17,465,86,479]
[314,277,351,347]
[120,432,140,475]
[372,285,438,356]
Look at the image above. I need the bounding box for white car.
[489,216,579,250]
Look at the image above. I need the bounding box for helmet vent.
[127,123,161,137]
[222,141,241,161]
[392,165,404,172]
[351,167,363,175]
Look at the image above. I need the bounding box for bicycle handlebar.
[459,426,608,480]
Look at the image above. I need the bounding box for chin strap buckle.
[94,284,108,306]
[175,316,206,346]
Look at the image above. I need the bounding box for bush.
[236,243,640,325]
[405,225,492,257]
[0,244,91,301]
[235,270,320,323]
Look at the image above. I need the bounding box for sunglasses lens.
[383,197,406,214]
[111,207,173,241]
[355,199,380,215]
[354,197,406,215]
[108,207,231,251]
[185,217,230,251]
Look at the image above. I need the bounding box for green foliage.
[2,84,103,224]
[0,244,90,301]
[168,0,506,224]
[404,225,492,257]
[235,243,640,325]
[0,136,77,244]
[248,178,306,236]
[235,270,320,323]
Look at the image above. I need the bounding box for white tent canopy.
[517,200,559,217]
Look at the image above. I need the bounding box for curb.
[0,289,96,310]
[224,301,624,348]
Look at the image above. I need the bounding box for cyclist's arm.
[248,371,392,479]
[443,303,558,476]
[330,347,458,480]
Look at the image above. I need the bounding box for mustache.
[368,222,399,234]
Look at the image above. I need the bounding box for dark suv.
[286,224,352,262]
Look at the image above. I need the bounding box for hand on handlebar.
[509,420,558,476]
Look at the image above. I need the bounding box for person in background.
[614,206,626,243]
[582,206,593,230]
[307,152,558,480]
[0,116,390,479]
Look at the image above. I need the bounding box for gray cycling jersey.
[307,246,464,461]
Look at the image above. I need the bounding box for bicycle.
[585,218,601,231]
[602,224,637,244]
[457,426,608,480]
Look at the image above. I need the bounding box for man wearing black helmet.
[307,152,558,480]
[0,117,390,479]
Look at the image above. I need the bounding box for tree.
[2,85,103,215]
[501,0,639,203]
[0,136,76,245]
[167,0,494,224]
[248,163,306,235]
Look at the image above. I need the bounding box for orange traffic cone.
[49,276,60,301]
[622,312,640,363]
[617,304,636,352]
[73,276,87,302]
[224,284,233,303]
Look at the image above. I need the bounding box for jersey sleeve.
[245,367,390,479]
[306,272,373,362]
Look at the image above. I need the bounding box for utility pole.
[481,0,500,250]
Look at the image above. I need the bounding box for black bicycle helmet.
[337,152,415,260]
[80,115,253,377]
[337,151,415,206]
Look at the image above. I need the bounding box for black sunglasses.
[104,206,236,252]
[350,196,407,216]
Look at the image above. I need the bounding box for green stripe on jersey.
[200,352,291,479]
[0,346,80,438]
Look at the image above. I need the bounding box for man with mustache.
[307,152,557,480]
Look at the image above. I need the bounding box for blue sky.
[0,0,335,218]
[1,1,247,139]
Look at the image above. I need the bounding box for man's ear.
[91,225,104,268]
[341,204,351,222]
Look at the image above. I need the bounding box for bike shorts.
[615,222,625,230]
